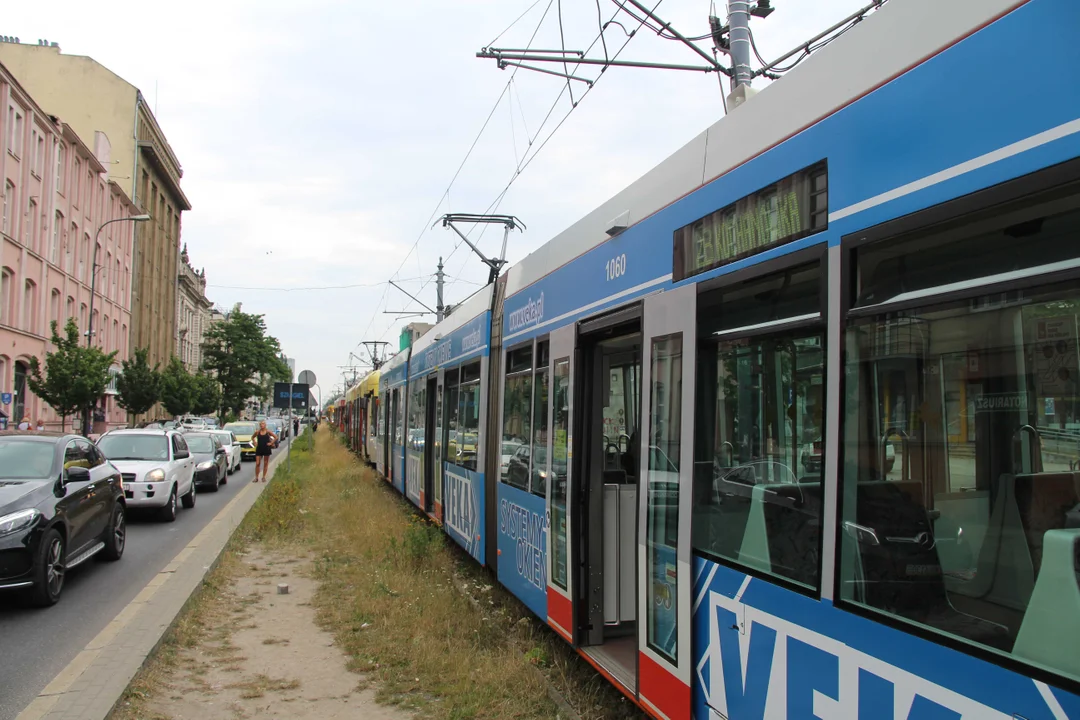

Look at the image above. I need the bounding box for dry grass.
[112,431,643,720]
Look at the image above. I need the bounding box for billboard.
[273,382,310,410]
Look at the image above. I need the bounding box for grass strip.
[114,432,644,720]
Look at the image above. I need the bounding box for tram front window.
[840,184,1080,682]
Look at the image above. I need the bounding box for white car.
[180,416,207,431]
[208,429,242,474]
[500,441,522,480]
[96,429,197,521]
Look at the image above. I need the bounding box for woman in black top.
[253,420,277,482]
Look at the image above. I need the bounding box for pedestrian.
[35,419,44,432]
[252,420,277,483]
[293,417,299,436]
[18,415,31,431]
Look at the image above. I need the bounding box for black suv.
[0,432,126,606]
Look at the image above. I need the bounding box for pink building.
[1,62,138,432]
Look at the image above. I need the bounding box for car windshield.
[211,432,233,444]
[0,440,55,478]
[186,436,215,453]
[225,423,256,436]
[98,434,169,461]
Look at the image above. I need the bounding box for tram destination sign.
[673,161,828,281]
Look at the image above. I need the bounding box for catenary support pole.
[436,257,445,322]
[727,1,753,91]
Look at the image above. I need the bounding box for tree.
[27,319,117,431]
[160,357,195,418]
[202,308,291,418]
[191,373,222,416]
[116,348,162,419]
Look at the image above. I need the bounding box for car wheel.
[182,480,197,508]
[160,487,178,522]
[100,502,126,561]
[28,528,66,607]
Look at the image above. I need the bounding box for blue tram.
[361,0,1080,716]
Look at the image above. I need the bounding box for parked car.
[224,422,258,461]
[500,441,522,480]
[183,432,228,492]
[0,431,126,606]
[209,430,242,474]
[180,416,207,431]
[96,429,197,521]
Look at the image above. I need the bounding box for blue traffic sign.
[1,393,11,405]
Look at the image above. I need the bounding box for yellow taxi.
[224,421,259,461]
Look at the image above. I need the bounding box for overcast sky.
[5,0,864,402]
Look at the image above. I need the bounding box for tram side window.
[445,367,461,467]
[840,190,1080,683]
[502,344,533,491]
[531,341,550,498]
[647,334,683,661]
[408,379,424,452]
[691,263,825,590]
[458,361,481,472]
[551,358,571,590]
[395,387,406,449]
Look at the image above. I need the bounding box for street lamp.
[84,214,151,435]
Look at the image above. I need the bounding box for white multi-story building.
[176,244,212,373]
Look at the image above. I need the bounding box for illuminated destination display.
[673,161,828,281]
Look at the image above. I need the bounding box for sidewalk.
[15,437,296,720]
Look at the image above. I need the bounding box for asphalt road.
[0,436,294,720]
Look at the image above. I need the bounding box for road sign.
[273,383,310,410]
[0,393,11,405]
[298,370,317,386]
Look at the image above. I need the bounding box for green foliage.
[115,347,162,418]
[27,319,117,431]
[160,356,194,418]
[201,309,291,418]
[191,373,222,416]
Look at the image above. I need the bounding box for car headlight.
[146,469,166,482]
[0,508,40,536]
[196,461,215,471]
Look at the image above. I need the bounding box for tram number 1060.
[605,254,627,282]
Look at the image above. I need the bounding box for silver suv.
[96,429,197,521]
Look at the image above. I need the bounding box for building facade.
[176,244,212,373]
[0,39,191,374]
[1,62,138,431]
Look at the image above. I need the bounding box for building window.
[26,199,36,248]
[2,181,12,236]
[79,303,87,331]
[0,267,13,326]
[50,289,60,329]
[51,211,62,265]
[114,258,119,299]
[67,222,77,274]
[55,142,65,193]
[34,130,44,177]
[73,158,82,206]
[9,108,23,158]
[13,361,28,426]
[79,233,89,282]
[66,296,74,324]
[23,280,37,332]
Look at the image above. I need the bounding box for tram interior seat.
[849,479,1011,650]
[737,482,821,587]
[1011,528,1080,678]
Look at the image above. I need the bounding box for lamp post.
[84,214,151,435]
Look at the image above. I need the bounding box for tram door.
[574,305,643,692]
[636,285,695,714]
[423,374,439,515]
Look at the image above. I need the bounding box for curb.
[14,435,300,720]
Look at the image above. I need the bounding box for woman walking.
[253,420,277,482]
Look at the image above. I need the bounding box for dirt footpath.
[135,548,411,720]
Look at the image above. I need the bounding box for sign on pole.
[273,383,310,410]
[0,392,11,406]
[298,370,317,387]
